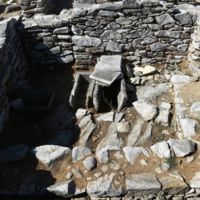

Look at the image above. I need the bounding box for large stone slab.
[90,55,123,86]
[72,35,102,47]
[126,173,161,195]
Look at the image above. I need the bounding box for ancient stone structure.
[1,0,200,199]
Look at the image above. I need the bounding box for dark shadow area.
[0,3,5,14]
[54,0,73,14]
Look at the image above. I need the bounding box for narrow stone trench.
[0,64,79,199]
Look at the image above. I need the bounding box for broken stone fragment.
[127,118,145,146]
[83,156,97,171]
[155,102,171,127]
[150,141,171,159]
[159,171,189,195]
[179,118,198,138]
[87,173,125,197]
[126,173,161,195]
[123,146,150,165]
[0,144,29,162]
[133,101,158,121]
[134,65,157,76]
[96,111,114,122]
[190,102,200,120]
[47,180,86,198]
[89,55,123,86]
[32,145,71,168]
[117,79,128,111]
[168,139,197,158]
[72,146,91,162]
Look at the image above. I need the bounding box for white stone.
[150,141,171,158]
[83,156,97,171]
[190,172,200,188]
[133,101,158,121]
[76,108,87,120]
[96,112,114,122]
[180,118,198,138]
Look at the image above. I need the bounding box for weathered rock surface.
[151,141,171,158]
[87,173,125,197]
[126,173,161,195]
[32,145,71,168]
[72,146,91,162]
[133,101,158,121]
[168,139,196,157]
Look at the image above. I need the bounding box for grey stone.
[96,148,109,163]
[53,27,70,34]
[72,146,91,162]
[47,180,85,198]
[72,36,102,47]
[79,120,97,146]
[96,122,123,152]
[136,83,170,101]
[175,13,193,26]
[180,118,198,138]
[87,173,125,197]
[127,118,145,146]
[126,173,161,195]
[83,156,97,171]
[90,55,122,86]
[190,102,200,120]
[32,145,71,168]
[117,79,128,111]
[155,13,175,25]
[136,122,152,146]
[159,171,189,195]
[150,141,171,158]
[133,101,158,121]
[150,42,168,52]
[0,144,29,162]
[106,40,123,53]
[168,139,196,158]
[123,146,150,165]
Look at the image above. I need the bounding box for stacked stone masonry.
[20,0,56,17]
[19,1,196,69]
[0,18,28,134]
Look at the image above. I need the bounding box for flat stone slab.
[90,55,123,86]
[0,144,29,162]
[126,173,161,195]
[32,145,71,168]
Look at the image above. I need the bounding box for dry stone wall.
[19,1,196,69]
[0,18,28,134]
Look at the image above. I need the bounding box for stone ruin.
[1,0,200,199]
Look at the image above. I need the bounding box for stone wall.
[0,18,28,133]
[19,1,195,69]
